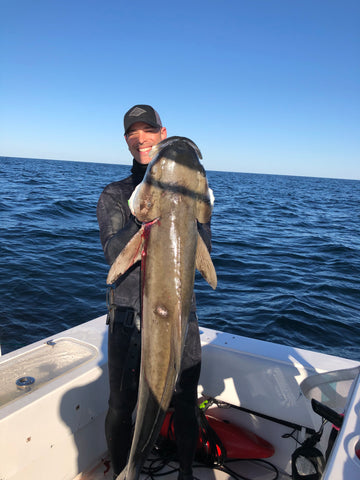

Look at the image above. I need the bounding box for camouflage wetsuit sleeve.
[96,176,143,309]
[96,178,140,266]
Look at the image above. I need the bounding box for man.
[97,105,211,480]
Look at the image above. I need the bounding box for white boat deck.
[2,316,360,480]
[77,452,291,480]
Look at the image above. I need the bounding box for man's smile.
[125,120,167,164]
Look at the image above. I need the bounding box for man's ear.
[160,127,167,140]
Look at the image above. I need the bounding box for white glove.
[128,184,140,216]
[208,187,215,210]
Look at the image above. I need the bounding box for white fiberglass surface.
[0,337,97,407]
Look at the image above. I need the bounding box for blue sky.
[1,0,359,179]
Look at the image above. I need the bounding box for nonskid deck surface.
[77,453,290,480]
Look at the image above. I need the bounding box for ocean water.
[0,156,359,360]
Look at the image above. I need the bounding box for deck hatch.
[0,338,97,407]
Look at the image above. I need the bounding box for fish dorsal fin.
[107,227,144,284]
[195,232,217,289]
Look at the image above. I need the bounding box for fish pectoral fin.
[195,233,217,289]
[106,227,144,285]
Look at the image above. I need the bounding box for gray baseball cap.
[124,105,162,134]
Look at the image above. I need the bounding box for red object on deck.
[159,409,275,460]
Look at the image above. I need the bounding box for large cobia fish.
[107,136,217,480]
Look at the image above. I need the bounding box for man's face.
[125,121,167,165]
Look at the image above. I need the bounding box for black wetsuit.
[96,159,211,478]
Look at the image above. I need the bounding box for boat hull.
[1,315,359,480]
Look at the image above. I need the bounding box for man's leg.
[173,312,201,479]
[105,309,141,477]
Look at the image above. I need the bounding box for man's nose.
[138,130,146,143]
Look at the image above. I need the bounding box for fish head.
[133,137,213,223]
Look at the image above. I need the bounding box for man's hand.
[208,187,215,211]
[128,184,140,216]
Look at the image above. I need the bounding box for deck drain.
[16,376,35,390]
